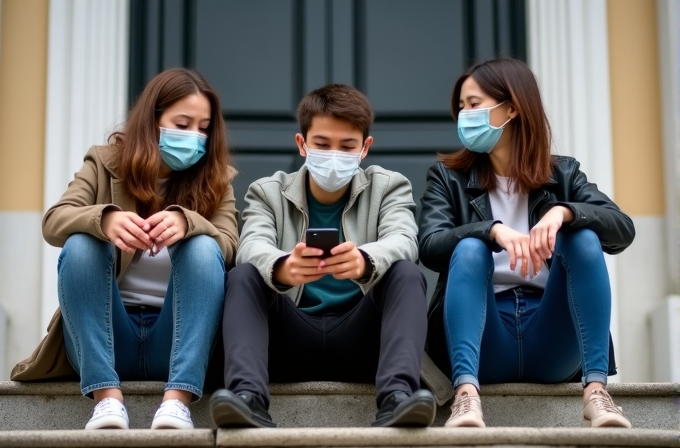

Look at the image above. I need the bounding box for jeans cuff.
[165,382,202,401]
[82,381,121,398]
[453,374,480,392]
[582,372,608,387]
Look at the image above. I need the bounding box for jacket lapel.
[466,166,494,221]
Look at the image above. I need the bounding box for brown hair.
[440,58,552,194]
[109,68,231,218]
[297,84,375,140]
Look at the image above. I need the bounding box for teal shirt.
[298,188,363,315]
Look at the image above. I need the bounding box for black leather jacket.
[418,156,635,379]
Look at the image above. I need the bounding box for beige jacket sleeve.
[42,147,121,247]
[166,171,239,266]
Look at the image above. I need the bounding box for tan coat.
[11,145,239,381]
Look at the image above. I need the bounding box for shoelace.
[590,390,624,415]
[92,399,123,417]
[451,393,475,416]
[158,400,190,417]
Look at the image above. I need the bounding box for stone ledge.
[0,381,677,397]
[215,428,680,447]
[0,429,214,447]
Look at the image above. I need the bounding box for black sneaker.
[371,389,436,427]
[210,389,277,428]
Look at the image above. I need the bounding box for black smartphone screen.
[305,228,340,258]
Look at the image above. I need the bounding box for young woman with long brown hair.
[419,58,635,428]
[33,68,237,429]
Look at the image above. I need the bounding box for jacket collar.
[282,165,371,210]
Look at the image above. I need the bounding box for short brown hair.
[441,58,553,194]
[297,84,375,139]
[109,68,231,218]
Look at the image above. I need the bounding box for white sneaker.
[85,397,129,430]
[151,399,194,429]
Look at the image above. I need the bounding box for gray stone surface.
[0,429,214,447]
[215,428,680,447]
[0,381,677,430]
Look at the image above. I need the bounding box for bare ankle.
[456,383,479,397]
[163,389,192,406]
[92,388,124,404]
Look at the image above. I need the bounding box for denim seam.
[82,381,121,396]
[165,382,202,399]
[556,249,590,386]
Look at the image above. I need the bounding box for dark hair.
[440,58,553,194]
[108,68,231,218]
[297,84,375,140]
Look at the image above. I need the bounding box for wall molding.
[41,0,129,330]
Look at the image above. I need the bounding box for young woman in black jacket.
[418,58,635,429]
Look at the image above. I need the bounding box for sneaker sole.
[151,415,194,430]
[85,416,129,430]
[371,397,436,427]
[210,395,276,428]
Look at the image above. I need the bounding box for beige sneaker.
[582,389,632,428]
[444,392,485,428]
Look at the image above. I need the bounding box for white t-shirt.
[488,175,549,293]
[118,247,172,308]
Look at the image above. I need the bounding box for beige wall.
[0,0,48,211]
[608,0,665,216]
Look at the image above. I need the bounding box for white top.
[119,247,172,308]
[488,175,549,294]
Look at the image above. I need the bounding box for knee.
[555,229,603,264]
[172,235,225,273]
[226,263,262,285]
[449,238,492,272]
[383,260,425,289]
[59,233,113,270]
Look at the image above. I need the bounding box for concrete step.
[0,381,677,430]
[0,428,678,448]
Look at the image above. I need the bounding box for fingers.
[128,213,151,232]
[519,238,530,278]
[329,241,355,256]
[122,220,153,248]
[112,237,136,253]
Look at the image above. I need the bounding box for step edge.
[214,427,680,447]
[0,429,214,448]
[0,381,677,397]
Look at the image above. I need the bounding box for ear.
[295,133,306,157]
[361,136,374,160]
[506,103,519,120]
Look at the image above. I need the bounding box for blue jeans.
[444,229,611,390]
[58,233,225,398]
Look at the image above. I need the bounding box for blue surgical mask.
[158,127,207,171]
[304,143,364,192]
[457,101,512,153]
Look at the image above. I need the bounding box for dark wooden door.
[129,0,526,298]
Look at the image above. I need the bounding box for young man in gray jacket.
[210,84,435,428]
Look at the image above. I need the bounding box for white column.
[527,0,620,380]
[657,0,680,294]
[41,0,129,331]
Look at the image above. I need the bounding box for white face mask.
[303,143,364,192]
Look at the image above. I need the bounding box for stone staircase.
[0,381,677,447]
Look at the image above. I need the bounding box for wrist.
[273,256,291,286]
[558,205,574,223]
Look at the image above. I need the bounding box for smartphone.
[305,228,340,258]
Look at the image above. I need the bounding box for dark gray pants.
[222,260,427,408]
